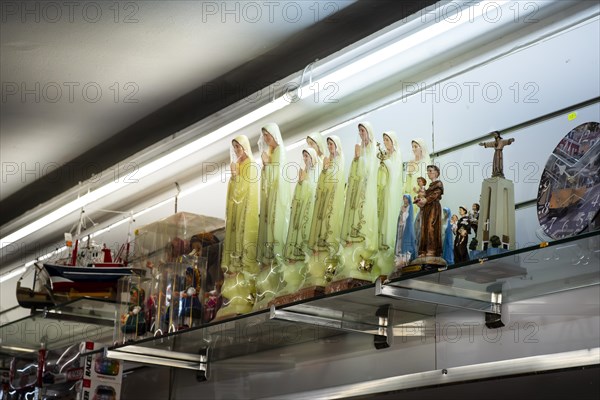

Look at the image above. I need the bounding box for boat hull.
[44,263,136,293]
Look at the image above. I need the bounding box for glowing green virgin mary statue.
[215,135,259,319]
[301,135,346,289]
[277,147,321,297]
[306,131,326,164]
[254,122,291,310]
[375,131,403,276]
[333,122,379,283]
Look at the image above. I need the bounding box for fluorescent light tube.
[0,97,289,250]
[299,0,509,100]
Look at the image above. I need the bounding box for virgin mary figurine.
[442,207,454,265]
[277,148,321,297]
[333,122,379,284]
[394,194,416,266]
[254,122,291,310]
[306,132,326,164]
[302,135,346,290]
[375,131,403,276]
[215,135,259,319]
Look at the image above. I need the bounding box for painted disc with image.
[536,121,600,239]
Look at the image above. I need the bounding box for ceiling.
[0,0,437,227]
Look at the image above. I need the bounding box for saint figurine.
[454,225,469,263]
[415,165,444,259]
[479,131,515,178]
[120,285,146,338]
[179,266,202,328]
[255,122,291,310]
[375,131,403,276]
[278,147,321,297]
[216,135,259,319]
[335,122,379,283]
[303,135,346,289]
[469,203,480,234]
[394,194,416,267]
[404,138,432,211]
[458,206,471,236]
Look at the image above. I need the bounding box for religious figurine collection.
[108,123,524,339]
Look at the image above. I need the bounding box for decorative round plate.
[537,121,600,239]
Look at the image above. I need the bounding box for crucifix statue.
[479,131,515,178]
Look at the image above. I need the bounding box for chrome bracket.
[270,304,393,349]
[105,345,209,379]
[375,278,503,328]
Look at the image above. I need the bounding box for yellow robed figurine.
[306,132,326,164]
[375,131,403,276]
[302,136,346,289]
[254,122,291,310]
[333,121,380,283]
[277,148,321,297]
[216,135,260,319]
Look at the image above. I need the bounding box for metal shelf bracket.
[270,304,394,349]
[105,345,209,379]
[375,279,503,328]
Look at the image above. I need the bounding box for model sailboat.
[16,210,144,309]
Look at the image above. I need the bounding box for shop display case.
[131,212,225,335]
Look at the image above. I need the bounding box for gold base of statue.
[269,285,326,307]
[405,256,448,273]
[325,278,372,294]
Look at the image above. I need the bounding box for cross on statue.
[479,131,515,178]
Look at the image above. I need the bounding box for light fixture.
[0,265,28,283]
[0,345,36,353]
[0,97,289,251]
[297,0,509,100]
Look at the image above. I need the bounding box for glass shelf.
[382,230,599,310]
[0,298,117,358]
[106,230,599,369]
[4,231,598,369]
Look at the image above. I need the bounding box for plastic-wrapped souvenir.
[276,148,321,300]
[375,131,403,276]
[215,135,259,319]
[115,275,148,343]
[254,123,291,310]
[303,135,346,290]
[133,212,225,330]
[333,122,379,285]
